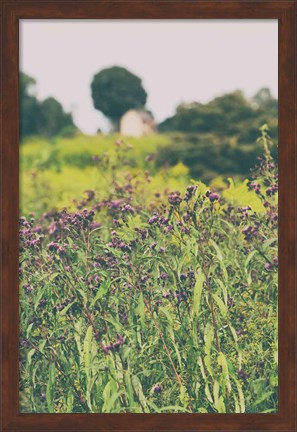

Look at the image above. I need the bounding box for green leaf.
[27,348,35,367]
[59,300,76,316]
[193,271,205,318]
[83,326,93,382]
[26,323,34,339]
[217,395,226,413]
[46,363,56,413]
[235,379,245,413]
[213,380,219,409]
[90,280,110,307]
[66,391,74,412]
[132,375,149,412]
[209,239,223,261]
[212,293,227,318]
[218,352,232,392]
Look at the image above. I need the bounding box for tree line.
[20,66,277,143]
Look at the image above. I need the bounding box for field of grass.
[19,131,278,413]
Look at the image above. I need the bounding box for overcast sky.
[20,20,278,134]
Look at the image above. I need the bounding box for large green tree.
[90,66,147,130]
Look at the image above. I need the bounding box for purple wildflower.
[206,191,220,202]
[148,214,158,225]
[168,192,182,206]
[153,384,162,394]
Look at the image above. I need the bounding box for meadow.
[19,129,278,413]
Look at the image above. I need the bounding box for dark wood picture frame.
[1,1,296,431]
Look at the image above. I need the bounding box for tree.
[91,66,147,130]
[252,88,278,116]
[19,71,76,140]
[19,72,40,138]
[38,97,75,137]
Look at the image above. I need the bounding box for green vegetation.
[19,128,278,413]
[20,72,77,140]
[158,89,277,181]
[91,66,148,131]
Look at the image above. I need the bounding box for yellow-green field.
[20,133,265,217]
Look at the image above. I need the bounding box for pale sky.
[20,20,278,134]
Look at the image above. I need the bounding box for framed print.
[1,1,296,431]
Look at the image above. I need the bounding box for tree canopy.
[158,89,277,142]
[90,66,147,130]
[19,72,76,140]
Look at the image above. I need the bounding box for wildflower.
[38,299,48,309]
[90,221,101,230]
[20,339,30,347]
[23,284,33,294]
[150,242,157,250]
[47,241,60,252]
[265,187,273,196]
[206,191,220,202]
[153,384,162,394]
[122,204,135,213]
[238,369,249,380]
[159,217,169,225]
[176,291,188,302]
[168,192,182,206]
[48,221,60,235]
[102,344,113,353]
[160,272,169,280]
[264,262,274,271]
[180,273,187,281]
[249,182,261,194]
[148,214,158,225]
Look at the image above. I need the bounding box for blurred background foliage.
[20,70,277,215]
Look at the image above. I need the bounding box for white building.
[120,109,155,137]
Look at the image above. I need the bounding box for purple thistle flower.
[238,369,249,380]
[168,192,182,206]
[23,284,33,294]
[122,204,135,213]
[153,384,162,394]
[264,262,274,271]
[206,191,220,202]
[148,215,158,225]
[265,187,273,196]
[47,241,60,252]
